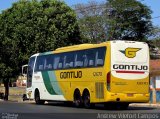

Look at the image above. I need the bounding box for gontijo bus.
[26,41,150,109]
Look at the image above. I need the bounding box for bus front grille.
[95,82,104,99]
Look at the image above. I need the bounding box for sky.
[0,0,159,26]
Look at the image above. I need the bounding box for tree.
[0,0,81,100]
[151,26,160,41]
[106,0,153,41]
[74,1,107,43]
[75,0,153,43]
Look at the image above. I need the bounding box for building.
[16,75,26,87]
[150,60,160,103]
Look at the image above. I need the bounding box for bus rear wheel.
[35,90,45,105]
[73,90,82,108]
[83,91,94,108]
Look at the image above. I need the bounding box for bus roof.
[54,42,109,53]
[55,44,93,51]
[30,40,147,57]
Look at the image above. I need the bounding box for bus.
[25,40,150,109]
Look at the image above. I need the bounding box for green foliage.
[150,26,160,41]
[75,0,153,43]
[74,1,107,43]
[152,39,160,48]
[0,0,81,80]
[106,0,153,41]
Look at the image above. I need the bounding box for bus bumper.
[105,92,150,103]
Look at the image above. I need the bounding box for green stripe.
[42,71,57,95]
[48,71,63,95]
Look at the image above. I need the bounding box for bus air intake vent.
[95,82,104,99]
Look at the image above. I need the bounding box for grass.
[0,86,25,95]
[0,86,26,102]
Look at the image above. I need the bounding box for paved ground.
[0,101,160,119]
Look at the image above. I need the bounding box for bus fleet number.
[93,72,102,76]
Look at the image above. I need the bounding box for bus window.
[27,57,35,88]
[35,56,45,71]
[83,54,88,67]
[86,49,96,67]
[53,55,60,69]
[74,51,84,68]
[95,47,106,66]
[44,55,54,70]
[64,52,74,68]
[54,54,64,70]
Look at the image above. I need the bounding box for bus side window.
[58,63,62,69]
[39,65,43,70]
[53,54,64,70]
[74,51,84,68]
[86,49,95,67]
[65,52,74,69]
[89,60,94,66]
[95,47,106,66]
[53,56,60,69]
[48,64,52,69]
[35,56,45,72]
[96,59,103,66]
[44,55,53,70]
[70,62,74,67]
[83,54,88,67]
[75,61,83,67]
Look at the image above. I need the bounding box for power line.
[73,1,160,27]
[152,16,160,19]
[74,4,160,20]
[73,0,149,12]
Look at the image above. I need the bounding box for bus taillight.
[107,72,111,91]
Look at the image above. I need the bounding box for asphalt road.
[0,101,160,119]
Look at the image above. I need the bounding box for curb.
[18,99,35,103]
[130,103,160,107]
[0,99,35,103]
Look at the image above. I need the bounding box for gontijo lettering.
[60,71,82,79]
[113,64,148,71]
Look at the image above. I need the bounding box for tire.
[73,90,82,108]
[35,90,45,105]
[83,91,94,108]
[22,94,27,101]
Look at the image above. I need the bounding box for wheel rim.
[84,93,90,108]
[35,93,40,103]
[74,91,82,107]
[74,99,81,107]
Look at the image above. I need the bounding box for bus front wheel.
[35,90,45,105]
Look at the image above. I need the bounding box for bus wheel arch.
[73,88,82,107]
[82,88,94,108]
[34,88,45,105]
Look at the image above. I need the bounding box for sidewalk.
[130,103,160,107]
